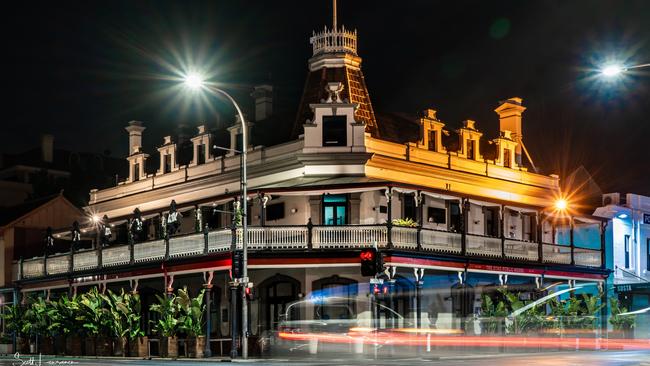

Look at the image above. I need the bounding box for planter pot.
[65,336,83,356]
[54,336,65,355]
[161,336,178,358]
[84,338,96,356]
[40,336,54,355]
[187,336,206,358]
[113,337,127,356]
[96,336,113,356]
[129,336,148,358]
[17,336,29,354]
[0,343,14,355]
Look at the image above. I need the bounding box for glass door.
[323,194,348,225]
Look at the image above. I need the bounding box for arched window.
[258,274,301,332]
[312,275,358,320]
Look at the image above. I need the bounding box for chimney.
[495,97,526,165]
[124,121,146,155]
[251,85,273,122]
[41,134,54,163]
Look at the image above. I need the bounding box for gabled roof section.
[0,193,84,230]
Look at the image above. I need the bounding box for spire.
[333,0,337,31]
[291,0,379,139]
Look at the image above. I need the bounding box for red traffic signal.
[245,285,255,300]
[360,248,382,277]
[360,250,374,261]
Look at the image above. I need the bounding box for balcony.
[13,223,603,281]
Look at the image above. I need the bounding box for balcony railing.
[13,223,604,281]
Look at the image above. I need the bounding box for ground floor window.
[312,275,358,320]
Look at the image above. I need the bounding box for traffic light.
[232,250,244,279]
[244,285,255,301]
[360,248,383,276]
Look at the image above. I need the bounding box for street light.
[182,73,250,359]
[184,72,205,89]
[554,198,568,211]
[600,63,650,77]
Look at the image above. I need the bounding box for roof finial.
[333,0,337,31]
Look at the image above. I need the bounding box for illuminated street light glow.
[555,198,568,211]
[91,214,101,224]
[184,72,205,89]
[601,65,624,77]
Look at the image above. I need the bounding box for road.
[2,351,650,366]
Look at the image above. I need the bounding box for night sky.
[2,1,649,196]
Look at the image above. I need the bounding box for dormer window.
[466,140,475,160]
[133,163,140,182]
[503,148,512,168]
[163,154,172,173]
[428,131,437,151]
[197,144,206,165]
[322,116,347,146]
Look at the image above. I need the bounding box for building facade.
[10,15,608,355]
[594,192,650,336]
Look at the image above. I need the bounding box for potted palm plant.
[150,293,180,358]
[177,288,206,358]
[79,287,111,356]
[101,289,130,356]
[609,298,635,338]
[55,295,82,355]
[22,297,50,354]
[479,292,507,334]
[125,292,147,358]
[1,304,26,353]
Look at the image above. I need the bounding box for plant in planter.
[123,292,147,358]
[22,297,51,354]
[391,218,418,228]
[480,293,507,334]
[101,289,130,356]
[177,288,206,358]
[150,293,180,358]
[1,304,27,353]
[78,287,111,356]
[609,298,635,337]
[52,295,82,355]
[493,288,545,334]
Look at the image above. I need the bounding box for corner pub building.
[8,12,607,356]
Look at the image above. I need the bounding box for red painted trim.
[384,256,465,269]
[385,256,605,280]
[468,263,604,279]
[250,257,359,265]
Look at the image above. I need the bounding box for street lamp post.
[183,73,250,359]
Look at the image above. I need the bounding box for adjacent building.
[594,192,650,336]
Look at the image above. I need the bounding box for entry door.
[451,283,474,321]
[261,276,300,332]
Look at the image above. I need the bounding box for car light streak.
[278,332,650,350]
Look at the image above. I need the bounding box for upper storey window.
[323,194,348,225]
[322,116,347,147]
[466,140,476,160]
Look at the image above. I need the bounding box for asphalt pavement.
[2,351,650,366]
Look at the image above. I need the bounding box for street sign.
[643,213,650,225]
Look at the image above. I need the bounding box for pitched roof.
[0,193,82,229]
